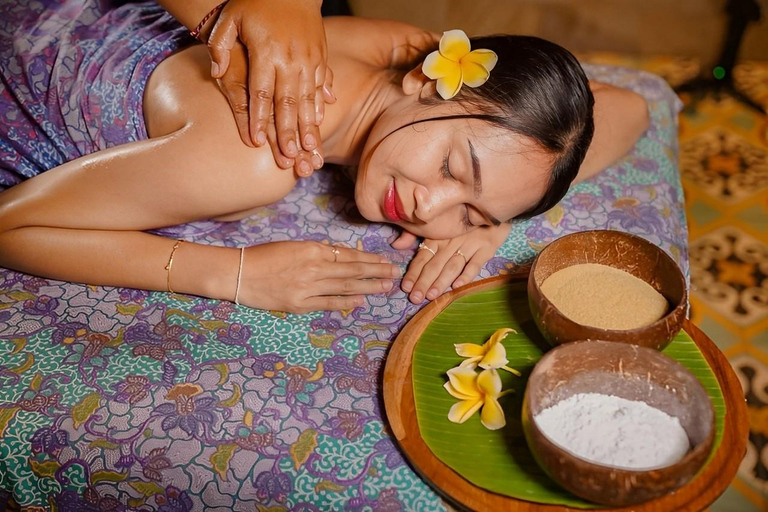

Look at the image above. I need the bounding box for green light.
[713,66,726,80]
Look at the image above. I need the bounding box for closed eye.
[441,153,473,229]
[441,154,455,180]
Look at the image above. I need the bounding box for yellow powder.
[540,263,669,330]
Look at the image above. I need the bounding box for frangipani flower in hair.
[422,29,498,100]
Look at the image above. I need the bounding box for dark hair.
[401,35,594,219]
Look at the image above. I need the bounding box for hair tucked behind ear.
[406,35,595,219]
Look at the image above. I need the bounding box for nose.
[413,183,458,223]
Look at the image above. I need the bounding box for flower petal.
[476,369,502,397]
[478,341,508,370]
[463,49,498,73]
[443,381,476,401]
[486,327,516,348]
[447,398,483,424]
[439,29,471,62]
[454,343,485,358]
[446,366,481,398]
[422,51,458,80]
[458,357,482,368]
[480,397,506,430]
[436,71,463,100]
[460,60,490,88]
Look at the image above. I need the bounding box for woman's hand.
[393,224,512,304]
[237,241,401,314]
[207,0,335,176]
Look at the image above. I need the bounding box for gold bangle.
[234,246,245,305]
[165,239,185,294]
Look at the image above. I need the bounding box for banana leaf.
[412,281,725,508]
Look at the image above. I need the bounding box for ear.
[402,66,432,96]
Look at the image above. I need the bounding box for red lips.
[383,179,404,222]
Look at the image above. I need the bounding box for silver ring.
[418,242,436,256]
[331,247,340,262]
[454,249,467,263]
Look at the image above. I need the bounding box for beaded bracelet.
[190,1,229,41]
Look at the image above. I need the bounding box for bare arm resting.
[0,121,398,313]
[576,81,650,183]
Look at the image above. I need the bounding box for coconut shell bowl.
[528,230,687,351]
[522,340,715,507]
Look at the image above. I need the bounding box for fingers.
[428,252,482,298]
[266,122,294,169]
[265,123,320,177]
[317,278,393,296]
[274,67,300,159]
[301,295,365,312]
[217,41,253,147]
[207,16,238,77]
[322,261,401,280]
[391,230,418,250]
[322,67,336,104]
[248,55,276,148]
[220,79,253,148]
[297,68,319,152]
[451,253,485,289]
[314,66,325,126]
[402,244,480,303]
[400,245,437,296]
[328,245,392,265]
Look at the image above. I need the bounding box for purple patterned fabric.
[0,0,191,188]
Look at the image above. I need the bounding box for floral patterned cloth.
[0,1,687,510]
[0,0,190,188]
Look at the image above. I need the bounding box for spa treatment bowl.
[522,340,715,507]
[528,230,687,350]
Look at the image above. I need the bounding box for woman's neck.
[319,68,402,167]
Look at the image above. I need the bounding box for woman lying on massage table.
[0,3,649,313]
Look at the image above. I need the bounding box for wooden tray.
[383,273,750,512]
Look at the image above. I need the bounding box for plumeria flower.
[443,364,509,430]
[454,328,521,375]
[422,29,498,100]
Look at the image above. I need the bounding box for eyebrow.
[468,138,501,226]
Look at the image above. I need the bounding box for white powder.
[534,393,690,470]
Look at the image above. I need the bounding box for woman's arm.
[324,17,438,71]
[0,121,398,312]
[575,81,650,183]
[0,126,281,299]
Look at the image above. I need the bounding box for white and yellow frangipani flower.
[443,364,507,430]
[454,328,521,375]
[422,29,498,100]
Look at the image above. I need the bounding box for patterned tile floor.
[582,54,768,511]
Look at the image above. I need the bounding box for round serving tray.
[383,272,749,511]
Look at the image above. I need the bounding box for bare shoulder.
[324,16,438,68]
[143,45,297,220]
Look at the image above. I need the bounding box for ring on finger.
[418,242,436,256]
[454,249,467,264]
[331,247,340,262]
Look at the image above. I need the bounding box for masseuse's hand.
[393,224,512,304]
[207,0,335,177]
[236,241,400,314]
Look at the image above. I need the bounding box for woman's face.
[355,101,554,240]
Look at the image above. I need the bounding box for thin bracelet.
[234,246,245,305]
[190,0,229,41]
[165,239,185,294]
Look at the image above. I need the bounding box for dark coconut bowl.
[528,230,687,351]
[522,340,715,507]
